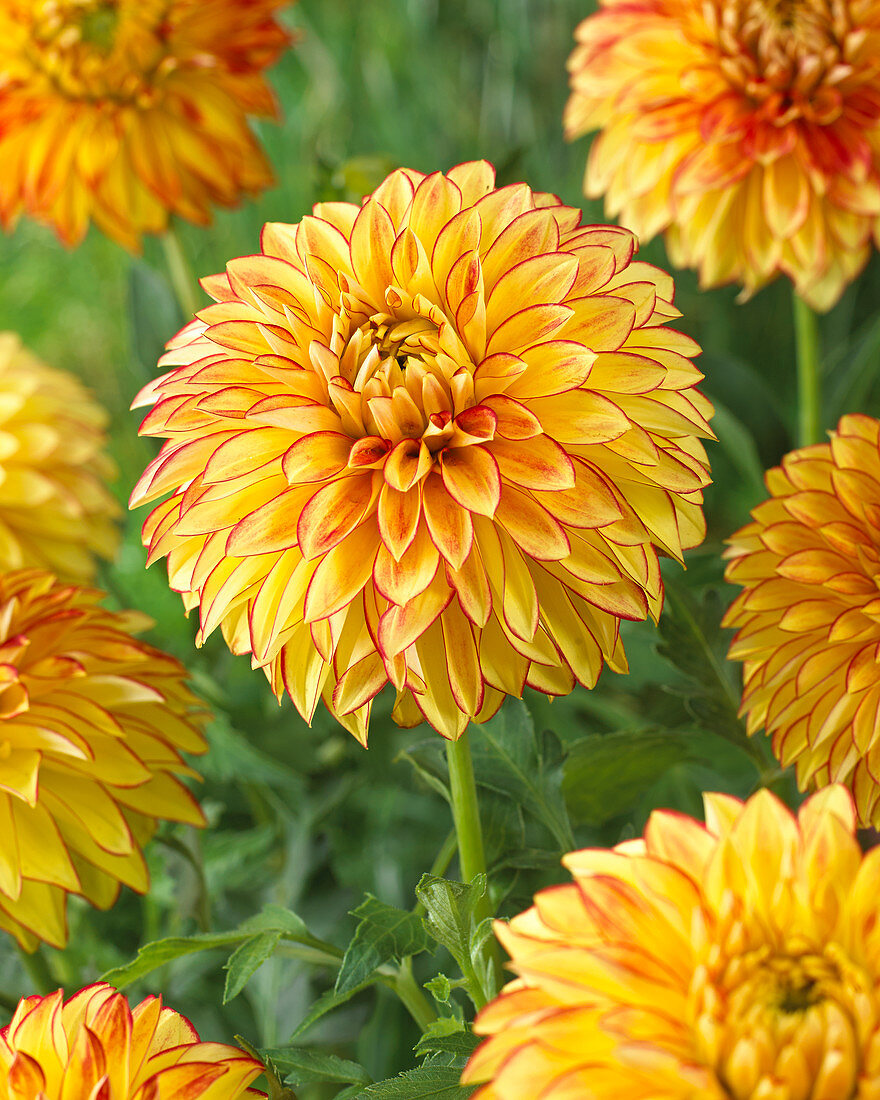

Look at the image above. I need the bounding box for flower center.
[692,942,868,1100]
[23,0,168,103]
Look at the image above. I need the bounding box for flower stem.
[445,730,502,999]
[161,222,201,321]
[391,958,437,1031]
[16,944,55,995]
[793,292,822,447]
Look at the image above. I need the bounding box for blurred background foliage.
[0,0,877,1092]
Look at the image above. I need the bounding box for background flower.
[0,0,292,249]
[131,160,712,744]
[0,332,118,582]
[0,983,264,1099]
[725,413,880,826]
[565,0,880,310]
[463,785,876,1099]
[0,570,207,951]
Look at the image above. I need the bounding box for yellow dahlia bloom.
[130,161,712,743]
[0,0,292,250]
[0,983,264,1099]
[0,570,207,951]
[564,0,880,310]
[724,413,880,827]
[0,333,118,582]
[463,785,880,1099]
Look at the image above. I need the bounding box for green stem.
[161,222,201,320]
[793,292,822,447]
[445,731,502,999]
[391,958,437,1032]
[446,732,487,886]
[16,945,56,995]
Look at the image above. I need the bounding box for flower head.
[564,0,880,310]
[0,333,118,582]
[724,413,880,826]
[463,784,878,1099]
[0,0,292,250]
[0,570,207,951]
[130,161,712,743]
[0,983,264,1099]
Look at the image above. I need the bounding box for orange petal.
[422,473,474,570]
[440,445,501,517]
[281,431,353,484]
[297,474,376,560]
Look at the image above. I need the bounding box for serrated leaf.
[470,699,574,851]
[336,896,431,995]
[424,974,454,1006]
[101,931,249,989]
[415,1019,480,1061]
[415,875,484,974]
[353,1065,476,1099]
[224,930,283,1003]
[563,730,696,825]
[289,978,379,1041]
[102,905,319,991]
[262,1046,371,1086]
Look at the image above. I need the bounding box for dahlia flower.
[564,0,880,310]
[724,413,880,826]
[0,570,207,951]
[0,0,291,250]
[0,333,118,582]
[0,983,264,1099]
[130,160,712,743]
[463,784,878,1100]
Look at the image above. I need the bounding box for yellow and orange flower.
[0,333,119,582]
[0,983,264,1099]
[0,570,208,951]
[564,0,880,310]
[724,413,880,826]
[0,0,292,250]
[463,784,878,1099]
[130,161,712,743]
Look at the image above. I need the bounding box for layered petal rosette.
[463,785,879,1099]
[565,0,880,310]
[0,983,264,1099]
[725,413,880,826]
[130,161,712,743]
[0,0,292,249]
[0,333,118,582]
[0,570,207,950]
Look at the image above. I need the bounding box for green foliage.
[352,1066,476,1100]
[336,897,431,995]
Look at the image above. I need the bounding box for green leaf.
[470,699,574,851]
[262,1046,371,1087]
[424,974,455,1007]
[224,930,283,1003]
[128,260,181,374]
[336,895,431,995]
[710,399,766,503]
[289,978,380,1041]
[656,582,749,750]
[415,875,484,976]
[563,730,697,825]
[102,905,319,990]
[101,931,249,989]
[353,1066,476,1100]
[397,741,451,802]
[415,1019,480,1061]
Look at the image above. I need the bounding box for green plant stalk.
[793,292,822,447]
[390,958,438,1031]
[161,222,201,321]
[17,944,55,995]
[445,730,502,999]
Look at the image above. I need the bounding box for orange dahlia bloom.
[0,983,264,1099]
[130,161,712,743]
[463,785,879,1099]
[0,570,207,951]
[0,0,292,250]
[564,0,880,310]
[0,333,118,582]
[724,413,880,826]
